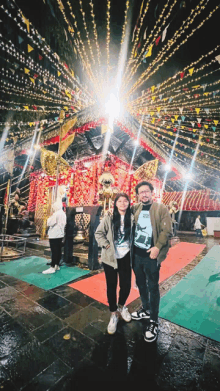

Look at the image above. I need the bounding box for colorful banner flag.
[61,117,77,139]
[59,133,75,156]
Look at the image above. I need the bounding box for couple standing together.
[95,181,172,342]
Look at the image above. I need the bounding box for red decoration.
[155,36,161,46]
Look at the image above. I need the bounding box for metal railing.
[0,235,27,261]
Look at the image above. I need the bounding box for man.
[131,181,172,342]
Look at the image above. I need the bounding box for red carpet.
[68,242,206,306]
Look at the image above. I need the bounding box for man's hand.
[147,246,159,259]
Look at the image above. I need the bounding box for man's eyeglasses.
[139,190,151,195]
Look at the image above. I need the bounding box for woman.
[194,215,204,238]
[95,193,133,334]
[43,201,66,274]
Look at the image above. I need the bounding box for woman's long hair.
[113,193,131,241]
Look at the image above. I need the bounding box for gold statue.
[98,172,118,215]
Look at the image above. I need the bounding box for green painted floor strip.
[159,245,220,342]
[0,256,90,290]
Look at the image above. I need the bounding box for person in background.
[95,193,133,335]
[194,215,204,238]
[131,181,172,343]
[43,201,66,274]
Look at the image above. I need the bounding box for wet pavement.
[0,235,220,390]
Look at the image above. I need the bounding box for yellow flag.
[61,117,77,139]
[192,85,200,89]
[21,13,30,32]
[204,125,208,129]
[193,129,196,132]
[157,107,161,112]
[171,118,175,123]
[174,115,178,120]
[214,120,219,126]
[189,67,194,76]
[58,71,61,77]
[145,45,153,57]
[151,118,155,124]
[28,44,34,53]
[24,106,29,110]
[30,77,35,84]
[152,96,156,101]
[203,92,209,96]
[151,86,155,93]
[59,133,75,156]
[101,124,108,134]
[65,90,72,99]
[195,108,200,114]
[24,68,30,74]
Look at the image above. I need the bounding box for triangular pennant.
[162,24,169,42]
[195,108,200,114]
[155,36,161,46]
[29,77,35,84]
[197,118,202,123]
[188,67,194,76]
[21,13,30,33]
[180,72,185,79]
[39,54,43,60]
[212,126,216,131]
[214,120,219,126]
[174,115,178,120]
[151,86,155,93]
[27,44,34,53]
[181,116,185,121]
[179,107,183,114]
[24,68,30,74]
[205,108,209,114]
[215,54,220,64]
[18,35,24,44]
[202,84,207,91]
[58,71,61,77]
[145,44,153,58]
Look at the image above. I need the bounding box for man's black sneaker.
[144,321,158,342]
[131,308,150,320]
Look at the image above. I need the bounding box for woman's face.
[116,196,130,213]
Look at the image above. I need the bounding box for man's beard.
[142,200,152,205]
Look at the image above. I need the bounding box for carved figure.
[98,172,118,215]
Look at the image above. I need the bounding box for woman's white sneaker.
[118,305,131,322]
[55,265,60,271]
[42,267,56,274]
[107,313,119,334]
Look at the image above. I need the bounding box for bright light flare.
[105,93,120,128]
[165,164,171,171]
[185,172,193,180]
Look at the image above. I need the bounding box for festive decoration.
[133,159,159,181]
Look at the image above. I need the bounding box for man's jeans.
[133,253,160,322]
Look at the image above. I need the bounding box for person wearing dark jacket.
[95,193,134,335]
[131,181,172,342]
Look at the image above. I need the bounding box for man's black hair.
[135,181,154,194]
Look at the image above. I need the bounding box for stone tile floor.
[0,235,219,390]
